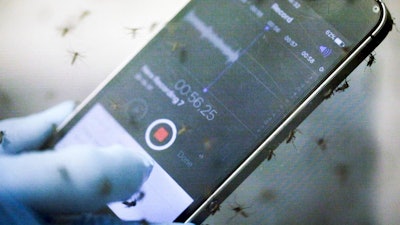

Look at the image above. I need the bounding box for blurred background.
[0,0,399,224]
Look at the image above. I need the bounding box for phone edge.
[186,1,393,223]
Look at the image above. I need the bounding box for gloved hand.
[0,102,193,225]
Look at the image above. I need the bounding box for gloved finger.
[0,101,75,154]
[0,144,153,214]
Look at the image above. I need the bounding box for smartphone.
[47,0,392,223]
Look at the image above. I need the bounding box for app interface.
[56,0,379,222]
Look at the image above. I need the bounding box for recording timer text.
[174,79,218,121]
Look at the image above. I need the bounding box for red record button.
[145,119,177,151]
[153,126,169,143]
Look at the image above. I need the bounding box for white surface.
[0,0,189,117]
[1,0,400,224]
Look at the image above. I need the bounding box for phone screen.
[54,0,384,222]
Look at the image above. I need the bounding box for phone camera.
[373,5,380,14]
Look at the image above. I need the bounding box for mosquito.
[166,23,178,35]
[207,200,221,215]
[316,137,327,151]
[0,131,4,144]
[69,50,83,65]
[228,197,251,223]
[122,191,145,208]
[126,27,142,38]
[168,41,185,52]
[335,79,350,93]
[58,10,90,37]
[286,129,298,144]
[323,88,334,100]
[178,124,191,135]
[110,100,120,110]
[203,137,216,151]
[267,148,275,161]
[122,200,137,207]
[59,25,74,37]
[79,10,91,21]
[148,22,158,32]
[366,53,376,68]
[57,166,71,182]
[286,129,301,151]
[231,204,250,218]
[392,17,400,32]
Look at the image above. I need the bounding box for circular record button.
[145,119,177,151]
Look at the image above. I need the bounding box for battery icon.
[334,37,346,48]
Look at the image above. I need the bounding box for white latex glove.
[0,102,194,224]
[0,102,194,225]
